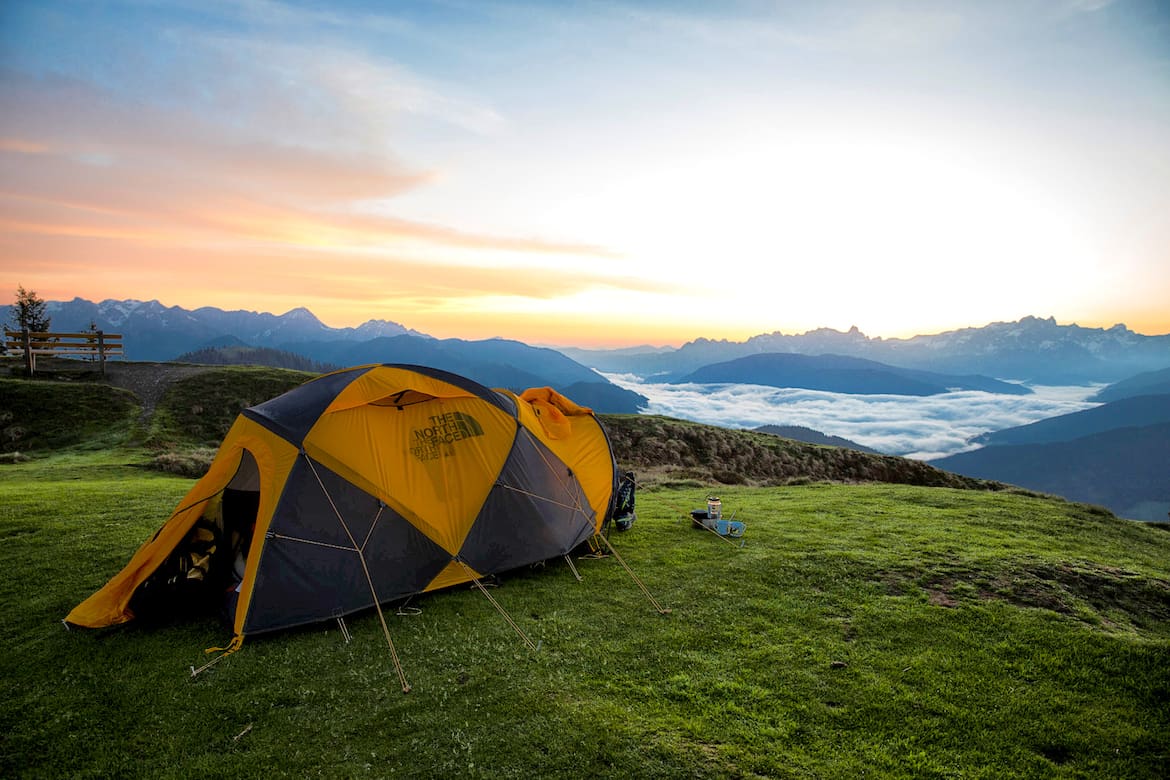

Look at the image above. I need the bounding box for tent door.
[220,450,261,622]
[128,450,262,624]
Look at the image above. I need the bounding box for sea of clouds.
[602,374,1104,461]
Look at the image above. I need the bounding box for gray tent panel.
[244,366,371,446]
[244,456,451,634]
[459,428,595,574]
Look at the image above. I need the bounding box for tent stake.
[336,616,352,644]
[563,554,583,582]
[579,535,609,559]
[459,561,540,651]
[191,635,244,678]
[190,655,226,678]
[595,534,671,615]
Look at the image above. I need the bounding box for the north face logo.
[410,411,484,462]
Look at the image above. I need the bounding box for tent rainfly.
[67,364,638,687]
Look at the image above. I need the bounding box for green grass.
[146,366,314,448]
[0,378,141,453]
[2,459,1168,778]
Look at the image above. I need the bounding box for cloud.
[0,66,617,261]
[604,375,1103,460]
[186,33,507,140]
[1059,0,1118,14]
[0,4,611,272]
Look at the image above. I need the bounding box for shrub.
[147,448,216,478]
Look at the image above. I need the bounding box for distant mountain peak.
[1019,315,1057,326]
[573,316,1169,385]
[282,306,319,320]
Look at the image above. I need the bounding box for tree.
[84,319,99,362]
[9,285,51,333]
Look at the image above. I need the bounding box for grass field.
[2,450,1168,778]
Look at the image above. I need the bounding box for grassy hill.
[0,377,140,453]
[603,414,995,490]
[173,345,337,373]
[2,365,1169,776]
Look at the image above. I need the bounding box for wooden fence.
[3,329,124,376]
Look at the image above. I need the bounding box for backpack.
[612,471,636,531]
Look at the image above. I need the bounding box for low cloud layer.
[604,374,1102,460]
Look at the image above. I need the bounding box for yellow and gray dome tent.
[67,364,621,667]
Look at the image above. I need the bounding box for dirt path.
[103,362,213,422]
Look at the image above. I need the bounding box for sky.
[2,0,1168,347]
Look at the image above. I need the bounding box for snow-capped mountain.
[44,298,427,361]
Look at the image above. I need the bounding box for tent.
[67,364,621,665]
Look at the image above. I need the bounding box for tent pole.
[595,534,671,615]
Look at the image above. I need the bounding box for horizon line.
[34,295,1170,346]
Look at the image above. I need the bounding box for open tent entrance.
[128,450,262,625]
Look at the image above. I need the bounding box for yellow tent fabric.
[66,364,619,649]
[515,386,615,535]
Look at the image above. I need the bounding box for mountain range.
[562,316,1170,384]
[924,366,1170,523]
[44,298,425,359]
[39,298,648,413]
[43,300,1170,390]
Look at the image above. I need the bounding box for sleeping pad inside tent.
[66,364,620,654]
